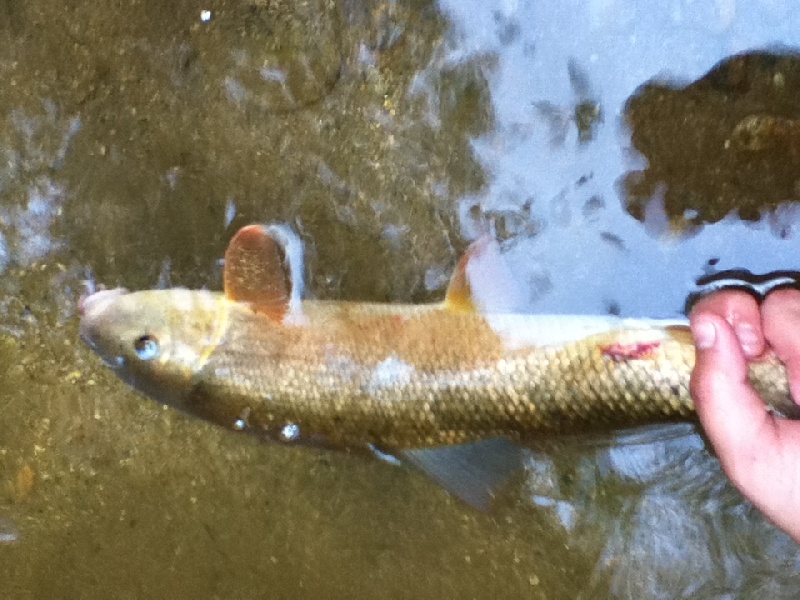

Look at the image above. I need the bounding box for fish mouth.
[80,332,126,370]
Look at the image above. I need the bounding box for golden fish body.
[79,224,800,507]
[78,288,797,451]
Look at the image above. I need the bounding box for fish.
[78,224,800,508]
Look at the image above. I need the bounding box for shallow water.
[3,1,800,598]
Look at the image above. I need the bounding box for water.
[0,517,19,544]
[2,0,800,598]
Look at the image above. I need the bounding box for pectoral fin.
[224,224,304,321]
[401,438,524,510]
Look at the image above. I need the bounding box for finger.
[689,312,779,487]
[763,289,800,403]
[691,289,763,358]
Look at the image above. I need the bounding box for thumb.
[690,313,778,484]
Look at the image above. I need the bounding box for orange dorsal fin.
[444,236,526,314]
[224,224,300,322]
[444,239,485,313]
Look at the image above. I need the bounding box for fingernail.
[735,323,759,356]
[692,319,716,350]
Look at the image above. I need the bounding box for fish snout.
[78,288,129,318]
[78,288,131,368]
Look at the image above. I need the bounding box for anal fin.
[401,438,523,510]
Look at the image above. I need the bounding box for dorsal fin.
[444,236,526,314]
[444,239,483,313]
[224,224,304,322]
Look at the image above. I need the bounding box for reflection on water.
[0,104,79,272]
[524,425,800,597]
[2,0,800,598]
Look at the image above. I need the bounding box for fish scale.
[126,298,790,449]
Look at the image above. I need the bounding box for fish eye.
[133,334,159,361]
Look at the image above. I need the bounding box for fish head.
[79,288,225,409]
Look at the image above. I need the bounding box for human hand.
[690,288,800,541]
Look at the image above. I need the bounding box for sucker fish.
[78,224,800,508]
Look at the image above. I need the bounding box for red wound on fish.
[224,224,292,321]
[601,341,661,362]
